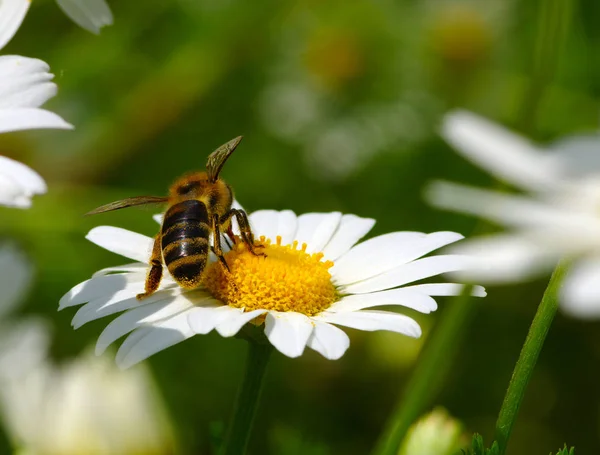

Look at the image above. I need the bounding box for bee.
[87,136,262,300]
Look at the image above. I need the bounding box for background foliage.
[1,0,599,453]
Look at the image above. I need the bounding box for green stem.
[220,341,272,455]
[371,286,475,455]
[494,262,569,455]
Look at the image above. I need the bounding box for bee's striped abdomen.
[161,199,210,288]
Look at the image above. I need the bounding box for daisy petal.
[447,235,558,283]
[86,226,153,263]
[294,212,342,253]
[426,181,594,232]
[0,0,31,49]
[0,108,72,134]
[0,243,31,319]
[59,273,142,310]
[92,263,148,277]
[332,232,464,285]
[402,283,486,297]
[0,56,56,108]
[187,304,233,334]
[95,297,194,355]
[274,210,298,246]
[0,155,47,209]
[340,255,474,294]
[321,214,375,261]
[249,210,281,241]
[317,310,421,338]
[265,312,313,358]
[71,288,180,329]
[442,110,560,191]
[215,309,267,337]
[152,214,163,224]
[55,0,113,34]
[116,310,195,369]
[329,289,438,314]
[561,259,600,319]
[306,321,349,360]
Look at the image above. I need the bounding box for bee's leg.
[228,209,265,256]
[137,235,163,300]
[212,214,231,272]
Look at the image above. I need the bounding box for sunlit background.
[1,0,599,453]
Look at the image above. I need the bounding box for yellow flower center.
[203,236,338,316]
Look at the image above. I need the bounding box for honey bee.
[87,136,262,300]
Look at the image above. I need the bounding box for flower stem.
[494,262,569,455]
[220,341,272,455]
[371,286,475,455]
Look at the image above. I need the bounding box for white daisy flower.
[0,0,74,208]
[426,109,600,318]
[0,350,176,455]
[60,210,485,368]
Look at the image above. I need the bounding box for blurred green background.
[1,0,600,453]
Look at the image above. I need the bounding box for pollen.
[203,236,339,316]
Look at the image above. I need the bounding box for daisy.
[60,209,485,368]
[426,109,600,317]
[55,0,113,34]
[0,349,176,455]
[0,0,74,208]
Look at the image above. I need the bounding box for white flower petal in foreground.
[427,109,600,318]
[0,350,175,455]
[61,210,485,368]
[0,0,30,50]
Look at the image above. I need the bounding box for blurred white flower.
[0,0,74,208]
[0,243,50,379]
[60,209,484,368]
[398,407,467,455]
[0,351,176,455]
[426,110,600,318]
[55,0,113,34]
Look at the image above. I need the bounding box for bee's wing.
[206,136,243,182]
[86,196,169,216]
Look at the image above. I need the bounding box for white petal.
[59,273,143,310]
[0,0,30,50]
[402,283,486,297]
[187,304,233,334]
[96,297,194,355]
[274,210,298,246]
[71,287,188,329]
[0,243,31,318]
[0,56,56,109]
[249,210,281,241]
[92,263,148,277]
[116,310,195,369]
[0,108,73,133]
[321,214,375,261]
[0,155,46,208]
[317,310,421,338]
[560,258,600,319]
[329,289,438,314]
[55,0,113,34]
[264,312,314,358]
[447,235,559,284]
[332,231,463,285]
[152,213,163,224]
[442,110,561,191]
[86,226,153,263]
[306,321,349,360]
[297,212,342,253]
[215,309,267,337]
[425,181,596,232]
[340,255,475,294]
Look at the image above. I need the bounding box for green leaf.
[458,434,500,455]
